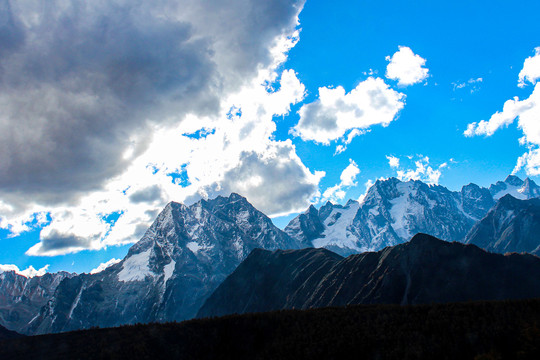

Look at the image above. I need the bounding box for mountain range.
[285,174,539,256]
[1,175,539,335]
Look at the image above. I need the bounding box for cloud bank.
[1,0,322,256]
[90,258,121,274]
[0,0,305,204]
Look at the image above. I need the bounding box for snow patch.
[163,260,175,283]
[493,185,527,200]
[118,249,153,282]
[67,286,84,319]
[187,242,202,254]
[313,202,361,251]
[236,210,251,224]
[389,182,414,239]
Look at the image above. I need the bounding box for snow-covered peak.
[286,176,496,255]
[489,175,540,200]
[118,193,302,283]
[522,177,540,198]
[313,200,361,252]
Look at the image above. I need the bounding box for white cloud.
[0,264,49,278]
[386,155,400,168]
[452,78,483,93]
[464,85,539,138]
[322,160,360,202]
[395,156,446,185]
[293,77,405,144]
[385,46,429,86]
[519,47,540,87]
[334,129,364,155]
[465,49,540,175]
[90,258,121,275]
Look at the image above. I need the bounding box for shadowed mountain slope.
[198,233,540,318]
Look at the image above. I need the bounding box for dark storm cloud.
[36,230,94,253]
[129,185,163,204]
[0,0,304,207]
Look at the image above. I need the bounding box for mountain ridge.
[197,233,540,318]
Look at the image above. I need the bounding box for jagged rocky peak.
[284,204,324,247]
[521,177,540,198]
[26,193,303,335]
[506,175,525,186]
[362,177,402,204]
[489,175,540,200]
[460,183,495,220]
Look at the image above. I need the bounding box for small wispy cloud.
[90,258,122,274]
[322,160,360,203]
[452,77,483,93]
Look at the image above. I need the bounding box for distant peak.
[504,175,523,186]
[522,177,539,188]
[462,182,480,190]
[345,199,359,206]
[375,177,400,185]
[228,192,246,201]
[162,201,186,212]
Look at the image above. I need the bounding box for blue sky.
[0,0,539,274]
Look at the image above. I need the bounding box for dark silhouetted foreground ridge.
[199,233,540,317]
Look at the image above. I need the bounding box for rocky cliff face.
[0,271,73,334]
[26,194,302,334]
[464,195,540,255]
[198,233,540,318]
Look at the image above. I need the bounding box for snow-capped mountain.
[0,271,74,334]
[26,193,302,334]
[464,195,540,255]
[285,178,495,255]
[489,175,540,200]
